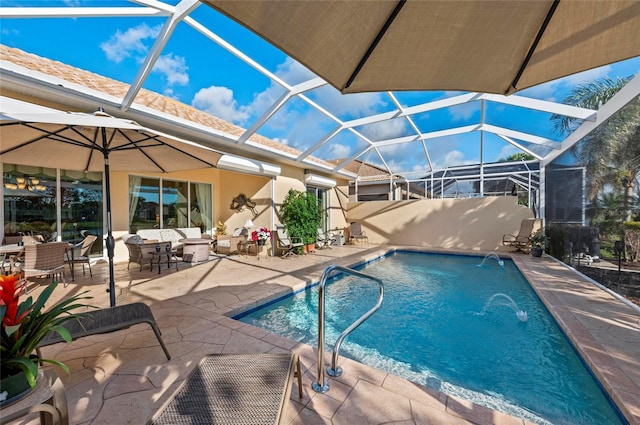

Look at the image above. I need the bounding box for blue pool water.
[237,251,624,425]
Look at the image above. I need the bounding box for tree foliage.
[550,76,640,220]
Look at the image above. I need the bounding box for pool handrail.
[312,264,384,393]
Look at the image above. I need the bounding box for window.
[129,175,212,234]
[306,186,329,231]
[2,164,103,254]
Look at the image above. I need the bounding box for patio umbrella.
[203,0,640,94]
[1,96,223,306]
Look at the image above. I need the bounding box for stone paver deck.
[6,245,639,425]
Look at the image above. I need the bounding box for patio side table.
[0,369,68,425]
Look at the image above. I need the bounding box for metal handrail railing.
[312,265,384,393]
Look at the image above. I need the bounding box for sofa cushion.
[125,234,144,245]
[160,229,180,243]
[137,227,201,242]
[136,229,162,241]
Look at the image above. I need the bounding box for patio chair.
[349,222,368,245]
[216,228,248,255]
[4,248,25,275]
[276,226,303,258]
[317,227,336,249]
[124,234,157,271]
[0,253,11,274]
[20,241,68,284]
[65,234,98,277]
[502,218,541,251]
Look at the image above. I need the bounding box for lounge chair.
[149,353,301,425]
[36,302,171,361]
[502,218,541,251]
[349,222,368,245]
[317,228,336,249]
[276,226,303,258]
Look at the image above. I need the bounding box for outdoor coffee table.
[151,245,179,274]
[149,353,302,425]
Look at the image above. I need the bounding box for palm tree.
[551,76,640,221]
[498,153,535,162]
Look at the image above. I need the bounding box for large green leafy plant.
[279,189,320,246]
[0,274,91,388]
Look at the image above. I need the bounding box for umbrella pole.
[101,127,117,307]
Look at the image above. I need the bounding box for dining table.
[0,243,24,255]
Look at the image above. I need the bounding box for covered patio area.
[11,244,640,425]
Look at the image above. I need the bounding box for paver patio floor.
[7,244,639,425]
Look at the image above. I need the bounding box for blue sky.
[1,0,639,175]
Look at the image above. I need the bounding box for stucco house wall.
[109,165,350,262]
[345,197,534,251]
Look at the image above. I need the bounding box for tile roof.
[0,44,336,171]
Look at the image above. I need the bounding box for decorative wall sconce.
[230,193,258,217]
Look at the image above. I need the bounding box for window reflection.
[2,165,103,255]
[60,170,103,251]
[129,175,212,234]
[3,166,57,240]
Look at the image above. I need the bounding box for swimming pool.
[236,251,624,425]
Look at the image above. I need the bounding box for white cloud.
[163,88,183,100]
[497,144,521,160]
[153,53,189,86]
[100,24,160,64]
[330,143,351,158]
[0,28,19,37]
[359,119,408,142]
[315,87,386,119]
[276,58,316,85]
[243,84,286,123]
[412,163,431,172]
[275,57,387,119]
[520,66,611,101]
[430,150,478,170]
[448,102,478,122]
[192,86,249,124]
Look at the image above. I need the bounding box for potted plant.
[251,227,271,246]
[0,274,90,406]
[279,189,320,254]
[214,221,228,237]
[529,233,549,257]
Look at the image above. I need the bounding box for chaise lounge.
[502,218,542,251]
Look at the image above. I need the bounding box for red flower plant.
[251,227,271,242]
[1,275,91,387]
[0,274,29,329]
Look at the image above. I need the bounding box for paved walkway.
[8,245,640,425]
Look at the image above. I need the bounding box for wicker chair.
[66,234,98,277]
[20,241,68,284]
[216,228,248,255]
[124,235,157,272]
